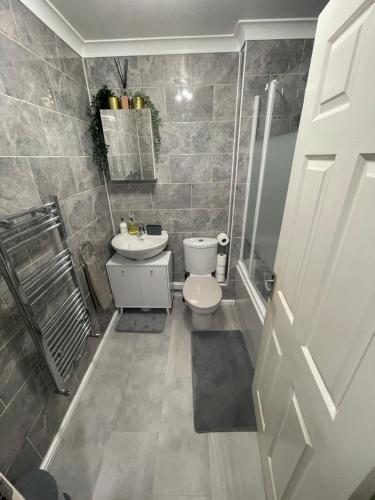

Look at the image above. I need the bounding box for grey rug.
[192,330,257,432]
[116,309,166,333]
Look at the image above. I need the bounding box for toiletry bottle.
[119,218,127,234]
[127,217,137,235]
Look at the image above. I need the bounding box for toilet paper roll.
[216,272,225,283]
[216,264,226,274]
[217,232,229,247]
[216,253,227,266]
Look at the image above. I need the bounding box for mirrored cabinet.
[100,108,156,182]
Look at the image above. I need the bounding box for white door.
[253,0,375,498]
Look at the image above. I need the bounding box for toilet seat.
[183,275,222,310]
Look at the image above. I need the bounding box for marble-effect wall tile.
[29,157,77,203]
[165,85,214,123]
[0,157,41,215]
[85,56,140,91]
[245,39,305,75]
[189,53,239,84]
[0,33,56,109]
[39,108,83,156]
[139,54,190,86]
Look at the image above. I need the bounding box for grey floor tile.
[49,430,104,500]
[209,433,266,500]
[115,351,167,432]
[133,321,172,354]
[115,376,165,432]
[96,332,138,369]
[166,318,192,383]
[153,378,211,497]
[92,431,158,500]
[209,305,235,330]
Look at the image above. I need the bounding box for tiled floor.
[49,297,266,500]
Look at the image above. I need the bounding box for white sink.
[111,231,168,260]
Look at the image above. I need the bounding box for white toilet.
[182,237,222,330]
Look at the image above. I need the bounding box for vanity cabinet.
[106,251,173,311]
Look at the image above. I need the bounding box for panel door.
[107,266,142,307]
[139,267,170,308]
[253,0,375,498]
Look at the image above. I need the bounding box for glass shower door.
[248,80,299,302]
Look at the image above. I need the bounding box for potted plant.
[130,90,162,161]
[89,84,114,173]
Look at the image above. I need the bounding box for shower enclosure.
[239,79,302,306]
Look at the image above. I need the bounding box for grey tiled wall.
[0,0,113,481]
[229,39,313,286]
[84,53,239,284]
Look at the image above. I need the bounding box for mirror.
[100,108,156,181]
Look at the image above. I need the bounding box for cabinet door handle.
[150,270,153,276]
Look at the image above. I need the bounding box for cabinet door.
[107,267,142,307]
[139,267,170,308]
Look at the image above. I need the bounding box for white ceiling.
[47,0,328,41]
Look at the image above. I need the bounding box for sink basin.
[111,231,168,260]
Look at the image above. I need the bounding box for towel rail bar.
[29,263,73,305]
[56,320,90,368]
[0,202,55,225]
[22,249,71,291]
[2,208,58,239]
[7,222,62,253]
[43,289,81,338]
[60,325,91,376]
[0,198,95,395]
[49,308,87,354]
[3,214,60,245]
[44,299,83,344]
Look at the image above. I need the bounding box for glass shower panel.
[250,80,298,302]
[241,97,263,269]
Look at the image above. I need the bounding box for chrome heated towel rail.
[0,198,94,395]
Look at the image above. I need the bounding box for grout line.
[136,55,141,88]
[9,0,21,43]
[45,62,59,113]
[25,156,43,206]
[0,327,24,356]
[26,436,43,460]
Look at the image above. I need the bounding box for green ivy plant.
[89,85,114,173]
[130,90,162,161]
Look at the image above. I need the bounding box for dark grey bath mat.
[192,330,257,432]
[116,309,166,333]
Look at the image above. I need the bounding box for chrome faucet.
[137,223,145,236]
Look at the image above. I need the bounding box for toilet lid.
[183,275,222,308]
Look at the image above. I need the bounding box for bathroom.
[1,0,375,498]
